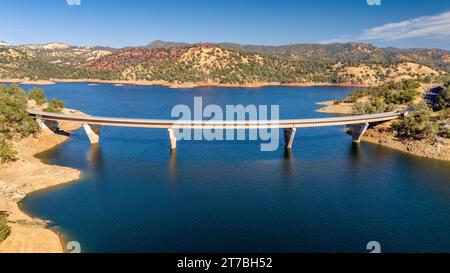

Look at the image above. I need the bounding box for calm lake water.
[20,83,450,253]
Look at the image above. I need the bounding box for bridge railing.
[28,109,405,149]
[28,109,404,129]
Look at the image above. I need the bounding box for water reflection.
[169,149,179,185]
[87,144,103,175]
[348,142,362,159]
[282,148,295,182]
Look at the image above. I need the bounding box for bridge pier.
[347,123,369,143]
[83,124,101,144]
[168,129,177,150]
[283,128,297,150]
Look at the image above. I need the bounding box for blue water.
[20,83,450,253]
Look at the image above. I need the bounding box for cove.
[20,83,450,253]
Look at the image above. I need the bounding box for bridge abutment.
[168,129,177,150]
[347,123,369,143]
[36,116,53,133]
[36,116,61,134]
[83,124,101,144]
[283,128,297,150]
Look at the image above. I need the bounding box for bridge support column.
[348,123,369,143]
[168,129,177,150]
[83,124,101,144]
[283,128,297,150]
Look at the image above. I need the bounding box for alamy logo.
[171,97,280,151]
[367,241,381,253]
[66,0,81,6]
[67,241,81,253]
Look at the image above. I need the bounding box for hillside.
[0,41,448,85]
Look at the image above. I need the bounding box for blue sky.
[1,0,450,49]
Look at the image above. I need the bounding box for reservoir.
[21,83,450,253]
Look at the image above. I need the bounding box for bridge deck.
[29,110,404,129]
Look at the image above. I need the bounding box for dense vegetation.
[43,98,65,113]
[397,82,450,140]
[0,42,448,84]
[345,77,450,140]
[0,213,10,242]
[393,103,439,139]
[149,41,450,73]
[0,85,64,163]
[0,84,39,162]
[348,79,422,115]
[28,88,46,105]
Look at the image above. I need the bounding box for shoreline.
[315,100,354,115]
[0,83,446,253]
[52,79,370,88]
[361,124,450,162]
[0,78,369,89]
[0,79,56,86]
[0,108,85,253]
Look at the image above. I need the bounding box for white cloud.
[361,10,450,41]
[320,10,450,44]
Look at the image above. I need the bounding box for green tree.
[435,87,450,110]
[394,104,438,139]
[352,99,393,115]
[0,84,40,162]
[0,139,17,163]
[43,98,65,113]
[0,84,39,136]
[28,88,47,105]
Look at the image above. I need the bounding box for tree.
[435,87,450,110]
[0,84,40,162]
[28,88,47,105]
[0,84,39,136]
[352,99,393,115]
[0,137,17,163]
[43,98,65,113]
[394,104,438,139]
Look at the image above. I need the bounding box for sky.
[1,0,450,49]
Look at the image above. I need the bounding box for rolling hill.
[0,40,448,85]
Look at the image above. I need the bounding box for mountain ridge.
[0,40,448,85]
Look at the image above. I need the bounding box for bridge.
[28,109,406,150]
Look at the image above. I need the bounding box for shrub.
[0,141,17,163]
[345,79,421,105]
[28,88,47,105]
[345,89,368,103]
[0,84,40,163]
[43,98,65,113]
[0,84,39,137]
[435,87,450,110]
[395,104,438,139]
[440,126,450,139]
[385,89,419,104]
[0,213,11,242]
[352,99,394,115]
[439,108,450,119]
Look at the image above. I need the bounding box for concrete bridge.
[28,109,406,150]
